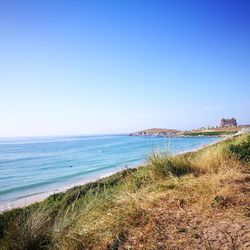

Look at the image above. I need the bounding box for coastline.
[1,133,249,248]
[0,137,223,213]
[175,134,230,155]
[0,170,120,213]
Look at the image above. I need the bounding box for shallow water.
[0,135,219,204]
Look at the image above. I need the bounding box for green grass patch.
[227,134,250,163]
[184,131,236,136]
[148,153,193,177]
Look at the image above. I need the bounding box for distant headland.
[129,118,250,137]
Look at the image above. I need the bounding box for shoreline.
[0,137,223,213]
[0,170,121,213]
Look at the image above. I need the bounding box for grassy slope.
[0,134,250,249]
[183,131,236,136]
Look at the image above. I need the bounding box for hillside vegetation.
[183,131,236,136]
[0,134,250,249]
[129,126,244,137]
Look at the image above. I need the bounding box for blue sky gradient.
[0,0,250,136]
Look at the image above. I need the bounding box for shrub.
[227,135,250,163]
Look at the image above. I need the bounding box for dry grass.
[3,206,52,250]
[0,133,250,249]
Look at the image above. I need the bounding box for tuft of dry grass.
[4,206,52,250]
[148,152,192,178]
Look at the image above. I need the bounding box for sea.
[0,135,220,209]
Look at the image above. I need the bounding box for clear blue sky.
[0,0,249,136]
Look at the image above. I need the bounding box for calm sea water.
[0,135,219,203]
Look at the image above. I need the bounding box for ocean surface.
[0,135,220,205]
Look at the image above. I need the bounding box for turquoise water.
[0,135,219,203]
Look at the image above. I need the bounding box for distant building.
[221,118,237,127]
